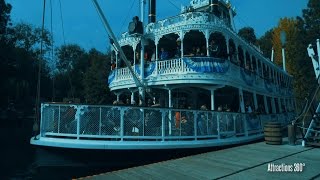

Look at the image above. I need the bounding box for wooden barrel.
[264,122,282,145]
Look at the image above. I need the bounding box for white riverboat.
[31,0,295,161]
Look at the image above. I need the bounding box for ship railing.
[39,103,294,141]
[146,12,227,32]
[111,57,225,83]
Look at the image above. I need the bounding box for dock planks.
[80,140,320,180]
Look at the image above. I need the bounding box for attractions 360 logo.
[267,163,305,172]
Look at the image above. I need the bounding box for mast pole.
[317,39,320,69]
[139,0,146,106]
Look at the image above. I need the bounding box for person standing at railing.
[197,104,208,135]
[209,39,220,57]
[160,48,169,60]
[174,46,181,58]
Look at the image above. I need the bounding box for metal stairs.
[303,111,320,147]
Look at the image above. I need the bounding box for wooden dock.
[80,140,320,180]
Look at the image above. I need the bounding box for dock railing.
[40,103,294,141]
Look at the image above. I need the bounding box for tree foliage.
[258,0,320,101]
[303,0,320,42]
[0,0,12,36]
[83,49,114,104]
[238,27,257,44]
[257,29,273,58]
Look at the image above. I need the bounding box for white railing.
[156,58,193,75]
[39,103,294,141]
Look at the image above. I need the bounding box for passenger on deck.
[175,46,181,58]
[196,47,202,56]
[209,40,219,57]
[198,104,208,135]
[160,48,169,60]
[245,102,253,113]
[135,52,140,64]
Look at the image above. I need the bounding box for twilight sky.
[6,0,308,52]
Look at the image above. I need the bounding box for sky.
[6,0,308,52]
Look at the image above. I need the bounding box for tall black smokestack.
[148,0,156,23]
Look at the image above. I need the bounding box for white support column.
[180,31,184,58]
[206,30,210,57]
[168,89,172,135]
[131,92,135,105]
[155,44,158,61]
[228,7,236,31]
[239,88,245,113]
[115,53,118,68]
[211,90,215,111]
[317,39,320,68]
[138,87,145,106]
[116,94,120,102]
[263,95,269,114]
[168,89,172,108]
[282,48,286,72]
[226,37,230,60]
[133,46,137,65]
[271,47,274,62]
[155,37,159,75]
[253,92,258,112]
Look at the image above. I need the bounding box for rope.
[117,0,137,38]
[301,85,320,124]
[50,0,55,101]
[58,0,66,45]
[33,0,47,138]
[167,0,180,10]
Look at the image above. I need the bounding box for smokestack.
[148,0,156,23]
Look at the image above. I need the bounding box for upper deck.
[109,57,293,99]
[111,3,292,95]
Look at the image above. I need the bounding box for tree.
[54,44,89,100]
[83,49,114,104]
[0,0,12,36]
[7,23,52,54]
[271,17,314,100]
[56,44,86,73]
[303,0,320,42]
[257,29,274,59]
[238,27,257,44]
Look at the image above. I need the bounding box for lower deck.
[32,103,295,150]
[81,139,320,180]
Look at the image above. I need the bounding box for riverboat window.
[266,97,272,114]
[144,39,156,62]
[252,56,257,74]
[158,33,180,60]
[243,91,254,113]
[258,61,263,77]
[209,32,227,58]
[245,52,251,71]
[214,86,239,112]
[228,39,237,64]
[256,94,265,114]
[183,30,206,57]
[120,45,134,67]
[238,46,244,68]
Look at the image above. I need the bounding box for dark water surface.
[0,118,265,180]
